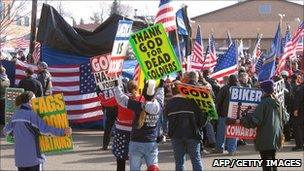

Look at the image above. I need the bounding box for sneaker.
[292,146,303,151]
[201,149,210,156]
[212,148,224,154]
[228,151,236,156]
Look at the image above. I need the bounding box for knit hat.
[260,80,274,94]
[142,80,156,101]
[189,71,198,82]
[38,62,48,69]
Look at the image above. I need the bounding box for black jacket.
[18,76,43,97]
[294,84,304,121]
[164,96,207,140]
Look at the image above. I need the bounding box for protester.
[18,67,43,97]
[17,50,26,62]
[0,66,10,132]
[99,80,143,171]
[164,81,207,171]
[2,91,72,171]
[292,78,304,151]
[113,79,164,171]
[37,62,52,96]
[202,69,220,96]
[213,75,238,155]
[232,80,289,171]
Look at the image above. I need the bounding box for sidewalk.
[1,129,303,170]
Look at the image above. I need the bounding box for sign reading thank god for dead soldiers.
[177,83,218,120]
[5,88,24,143]
[129,24,181,80]
[31,94,73,153]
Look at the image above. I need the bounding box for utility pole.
[29,0,38,63]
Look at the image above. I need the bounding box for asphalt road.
[1,129,303,171]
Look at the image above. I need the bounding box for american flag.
[15,60,103,123]
[202,33,217,71]
[255,53,265,74]
[252,33,262,64]
[211,42,237,84]
[276,25,293,75]
[190,25,204,71]
[155,0,176,32]
[32,42,41,64]
[15,36,30,49]
[293,21,304,56]
[133,63,140,81]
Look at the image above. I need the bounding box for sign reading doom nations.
[31,94,73,153]
[129,24,181,80]
[90,54,118,91]
[177,83,218,120]
[226,86,263,139]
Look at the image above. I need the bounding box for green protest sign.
[129,24,181,80]
[5,88,24,143]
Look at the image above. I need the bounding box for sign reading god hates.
[90,54,118,91]
[108,20,133,76]
[129,24,181,80]
[226,86,263,139]
[31,94,73,153]
[177,83,218,120]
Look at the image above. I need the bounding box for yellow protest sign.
[31,94,73,153]
[177,83,218,120]
[129,24,181,80]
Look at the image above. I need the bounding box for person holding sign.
[232,80,289,171]
[113,79,164,171]
[2,91,72,171]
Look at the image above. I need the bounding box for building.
[191,0,303,55]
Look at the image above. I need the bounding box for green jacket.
[240,95,287,151]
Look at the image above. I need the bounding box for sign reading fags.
[90,54,118,91]
[226,87,263,139]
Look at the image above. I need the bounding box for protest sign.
[226,86,263,139]
[108,20,133,76]
[129,24,181,80]
[90,53,118,91]
[5,88,24,143]
[177,83,218,120]
[273,79,285,106]
[31,94,73,153]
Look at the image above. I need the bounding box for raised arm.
[113,86,129,108]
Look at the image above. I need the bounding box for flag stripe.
[155,0,176,32]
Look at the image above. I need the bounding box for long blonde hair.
[137,110,147,129]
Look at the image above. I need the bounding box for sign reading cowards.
[31,94,73,153]
[129,24,181,80]
[177,83,218,120]
[90,54,118,91]
[108,20,133,76]
[5,88,24,143]
[226,86,263,139]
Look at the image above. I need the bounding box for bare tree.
[0,0,29,44]
[109,0,133,18]
[55,1,72,18]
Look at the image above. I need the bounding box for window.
[259,4,271,14]
[24,16,30,26]
[16,15,22,25]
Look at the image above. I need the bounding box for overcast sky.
[39,0,303,24]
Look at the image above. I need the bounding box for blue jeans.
[216,117,237,153]
[205,121,216,144]
[171,139,203,171]
[129,141,158,170]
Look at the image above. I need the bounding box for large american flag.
[16,36,30,49]
[211,42,238,84]
[190,25,204,71]
[293,21,304,57]
[276,25,292,75]
[15,60,103,123]
[202,33,217,71]
[155,0,176,32]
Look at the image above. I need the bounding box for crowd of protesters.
[0,53,303,171]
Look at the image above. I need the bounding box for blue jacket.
[3,104,65,167]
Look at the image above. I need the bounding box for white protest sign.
[90,54,118,91]
[273,79,285,106]
[226,86,263,139]
[108,20,133,76]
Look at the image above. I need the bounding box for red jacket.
[99,94,144,130]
